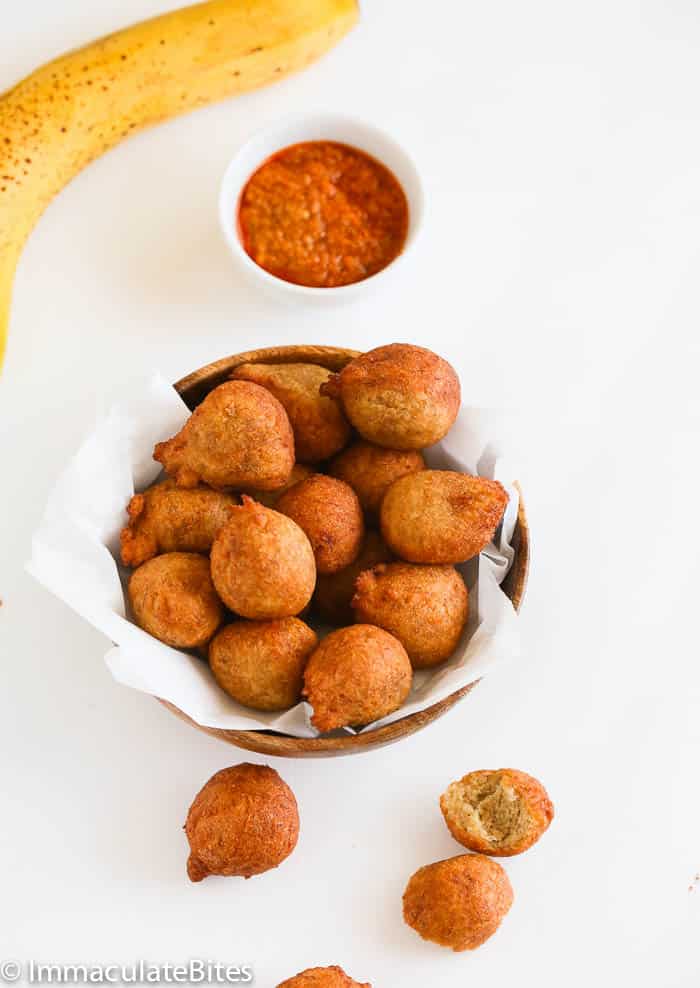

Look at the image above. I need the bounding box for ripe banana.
[0,0,359,367]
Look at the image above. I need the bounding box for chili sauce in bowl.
[219,115,423,300]
[237,141,408,289]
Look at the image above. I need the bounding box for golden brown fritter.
[352,562,468,668]
[153,381,294,490]
[302,624,412,732]
[313,530,393,626]
[380,470,508,564]
[403,854,513,951]
[209,618,318,712]
[277,475,364,575]
[119,480,237,568]
[231,362,351,463]
[277,967,371,988]
[210,497,316,619]
[321,344,460,449]
[128,552,223,648]
[185,764,299,882]
[243,464,315,509]
[328,440,425,519]
[440,769,554,856]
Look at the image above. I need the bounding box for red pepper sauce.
[238,141,409,288]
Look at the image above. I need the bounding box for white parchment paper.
[26,373,521,739]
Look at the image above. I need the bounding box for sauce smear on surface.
[238,141,409,288]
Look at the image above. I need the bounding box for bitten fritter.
[403,854,513,951]
[243,464,315,509]
[210,497,316,619]
[302,624,412,732]
[321,344,460,450]
[128,552,223,648]
[153,381,294,490]
[277,475,364,575]
[119,480,237,568]
[314,530,393,626]
[277,967,371,988]
[440,769,554,856]
[328,440,425,519]
[231,362,351,463]
[352,562,468,668]
[380,470,509,564]
[185,764,299,882]
[209,618,318,712]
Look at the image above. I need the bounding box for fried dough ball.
[128,552,223,648]
[209,618,318,712]
[352,562,468,668]
[321,344,460,450]
[328,440,425,519]
[185,764,299,882]
[381,470,509,564]
[403,854,513,951]
[154,381,294,491]
[210,497,315,619]
[119,480,237,568]
[243,464,315,509]
[231,362,351,463]
[302,625,412,732]
[277,967,370,988]
[277,475,364,575]
[440,769,554,856]
[314,530,393,626]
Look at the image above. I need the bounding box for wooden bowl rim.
[157,345,529,757]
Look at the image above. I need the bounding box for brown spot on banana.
[0,0,359,368]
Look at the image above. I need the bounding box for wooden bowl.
[159,345,530,757]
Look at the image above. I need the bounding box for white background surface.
[1,2,698,985]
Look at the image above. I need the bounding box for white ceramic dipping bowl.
[218,113,424,301]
